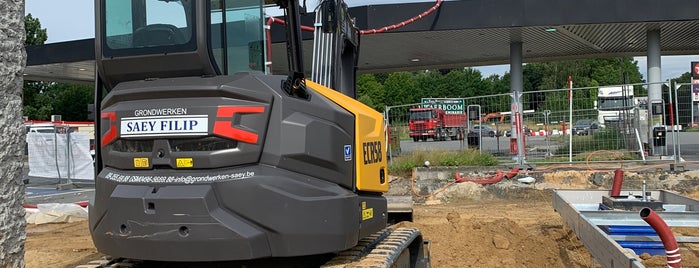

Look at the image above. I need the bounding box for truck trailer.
[408,107,467,141]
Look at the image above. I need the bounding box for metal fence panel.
[384,82,694,164]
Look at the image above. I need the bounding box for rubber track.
[322,227,421,268]
[75,258,138,268]
[75,227,422,268]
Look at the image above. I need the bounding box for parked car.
[572,120,599,135]
[503,126,530,137]
[470,125,500,137]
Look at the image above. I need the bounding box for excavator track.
[75,227,429,268]
[323,227,429,268]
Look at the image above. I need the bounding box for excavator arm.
[271,0,310,99]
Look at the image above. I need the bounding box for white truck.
[597,85,636,128]
[596,85,649,146]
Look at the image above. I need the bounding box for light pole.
[467,105,482,152]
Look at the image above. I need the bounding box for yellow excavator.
[85,0,429,267]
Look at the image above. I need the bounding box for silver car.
[572,120,599,135]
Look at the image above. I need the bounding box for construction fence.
[384,82,698,163]
[27,126,94,181]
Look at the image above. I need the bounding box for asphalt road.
[395,132,699,162]
[663,131,699,162]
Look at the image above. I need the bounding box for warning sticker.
[361,201,373,220]
[176,158,193,168]
[133,158,149,168]
[362,208,374,220]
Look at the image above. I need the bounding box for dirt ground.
[24,167,699,268]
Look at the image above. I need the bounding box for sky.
[25,0,698,81]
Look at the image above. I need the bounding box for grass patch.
[551,128,642,161]
[555,129,625,155]
[542,151,639,162]
[388,149,498,176]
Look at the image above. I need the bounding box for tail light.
[101,111,117,146]
[213,106,265,144]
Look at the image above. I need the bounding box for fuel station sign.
[421,98,465,114]
[692,61,699,101]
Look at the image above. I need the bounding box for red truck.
[408,107,467,141]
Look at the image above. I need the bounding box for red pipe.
[23,201,89,209]
[669,102,675,126]
[611,169,623,197]
[640,208,682,268]
[265,17,274,73]
[264,0,442,71]
[264,17,316,74]
[504,167,520,179]
[454,171,503,185]
[359,0,443,35]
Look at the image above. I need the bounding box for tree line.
[23,14,94,121]
[356,57,650,114]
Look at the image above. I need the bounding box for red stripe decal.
[213,106,265,144]
[101,111,117,147]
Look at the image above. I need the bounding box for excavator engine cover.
[90,73,388,261]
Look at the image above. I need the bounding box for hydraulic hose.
[611,169,623,196]
[640,207,682,268]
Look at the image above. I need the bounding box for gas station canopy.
[25,0,699,83]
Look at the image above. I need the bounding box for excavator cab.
[97,0,267,90]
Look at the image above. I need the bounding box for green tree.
[24,13,47,46]
[519,58,643,114]
[22,14,94,121]
[383,72,418,105]
[482,73,510,112]
[356,74,385,111]
[23,13,50,120]
[672,72,691,84]
[361,57,647,118]
[414,70,445,99]
[433,68,487,98]
[23,81,53,120]
[51,83,95,121]
[24,82,94,121]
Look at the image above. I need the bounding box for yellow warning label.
[361,201,367,210]
[134,158,149,168]
[362,208,374,220]
[176,158,193,168]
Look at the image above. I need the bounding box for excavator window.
[209,0,265,75]
[102,0,196,57]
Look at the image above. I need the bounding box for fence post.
[66,127,72,184]
[543,110,551,157]
[467,105,482,153]
[568,76,573,163]
[672,82,681,163]
[384,105,392,164]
